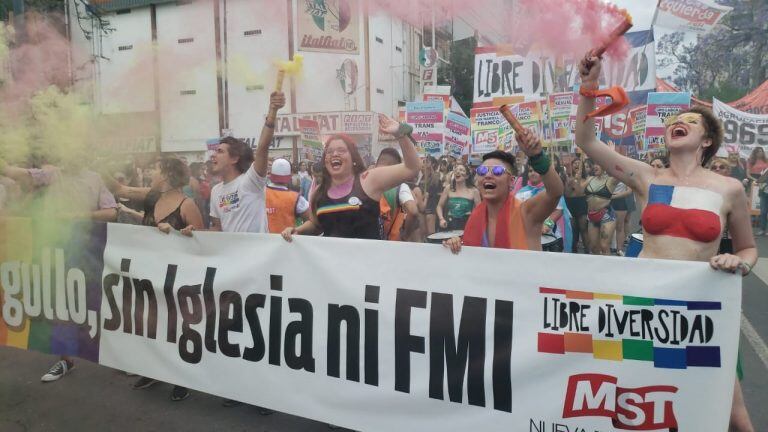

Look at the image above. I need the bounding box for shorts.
[565,196,587,218]
[587,207,616,227]
[611,197,628,211]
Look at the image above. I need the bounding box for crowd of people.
[0,52,760,431]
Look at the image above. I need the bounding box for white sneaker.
[41,360,73,382]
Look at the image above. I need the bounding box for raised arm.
[360,116,420,199]
[576,53,652,189]
[103,174,151,202]
[255,92,286,177]
[518,131,564,224]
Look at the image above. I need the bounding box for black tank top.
[316,175,382,240]
[142,189,187,230]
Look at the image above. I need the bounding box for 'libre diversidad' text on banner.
[0,220,741,431]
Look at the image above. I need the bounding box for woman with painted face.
[577,52,756,432]
[436,163,481,231]
[584,162,618,255]
[281,115,419,241]
[565,158,589,252]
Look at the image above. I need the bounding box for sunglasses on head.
[476,165,511,177]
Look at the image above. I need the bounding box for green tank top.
[447,196,474,219]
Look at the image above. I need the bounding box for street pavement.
[2,239,768,431]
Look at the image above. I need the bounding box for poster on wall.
[298,0,360,54]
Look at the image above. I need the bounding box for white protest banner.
[713,98,768,148]
[0,221,742,432]
[444,112,470,159]
[473,31,656,107]
[654,0,733,34]
[407,101,445,156]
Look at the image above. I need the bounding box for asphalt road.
[2,240,768,431]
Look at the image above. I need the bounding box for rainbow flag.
[0,218,107,362]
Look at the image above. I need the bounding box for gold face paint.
[664,112,703,128]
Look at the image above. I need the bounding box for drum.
[426,230,464,244]
[540,234,558,252]
[625,233,644,258]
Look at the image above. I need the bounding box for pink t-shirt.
[748,159,768,175]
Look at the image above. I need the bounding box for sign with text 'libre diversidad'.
[0,220,740,432]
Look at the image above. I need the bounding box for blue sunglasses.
[476,165,511,176]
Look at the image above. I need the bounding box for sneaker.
[170,386,189,402]
[222,399,243,408]
[41,360,73,382]
[132,377,159,390]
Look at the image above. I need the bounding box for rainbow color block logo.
[537,287,722,369]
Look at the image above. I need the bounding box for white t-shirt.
[398,184,415,205]
[210,165,268,233]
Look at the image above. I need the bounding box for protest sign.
[0,219,741,431]
[630,105,648,151]
[470,107,504,154]
[407,101,445,156]
[298,119,322,161]
[473,31,656,107]
[645,92,692,150]
[549,92,574,148]
[654,0,733,34]
[713,98,768,149]
[444,112,470,159]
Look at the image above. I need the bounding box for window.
[375,36,383,44]
[178,38,194,44]
[118,45,133,51]
[244,30,262,36]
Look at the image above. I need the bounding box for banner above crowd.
[473,31,656,108]
[713,98,768,149]
[653,0,733,34]
[0,220,742,431]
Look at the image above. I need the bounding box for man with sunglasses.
[443,130,563,253]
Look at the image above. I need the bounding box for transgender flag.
[644,92,692,150]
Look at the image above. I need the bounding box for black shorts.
[565,196,587,218]
[611,197,628,211]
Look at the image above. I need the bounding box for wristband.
[529,151,551,175]
[740,261,753,277]
[579,85,599,99]
[264,121,275,129]
[394,123,413,139]
[544,218,555,229]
